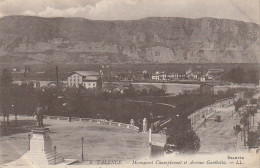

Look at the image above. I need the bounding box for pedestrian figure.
[33,103,44,128]
[203,118,206,127]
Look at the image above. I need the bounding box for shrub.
[247,131,260,148]
[166,116,200,153]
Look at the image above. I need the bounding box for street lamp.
[28,134,31,150]
[12,105,17,125]
[81,137,84,162]
[54,146,57,165]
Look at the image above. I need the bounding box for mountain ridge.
[0,15,259,65]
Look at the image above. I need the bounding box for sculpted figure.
[33,103,44,128]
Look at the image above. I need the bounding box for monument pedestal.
[3,128,67,167]
[30,128,52,153]
[24,128,64,165]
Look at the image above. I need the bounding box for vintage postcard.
[0,0,259,167]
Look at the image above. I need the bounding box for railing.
[2,114,139,131]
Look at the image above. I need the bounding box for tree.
[0,69,12,126]
[140,89,148,96]
[240,113,249,146]
[244,89,254,99]
[227,67,245,83]
[165,115,200,153]
[247,69,258,84]
[250,98,257,105]
[125,83,136,96]
[0,68,12,87]
[234,98,247,112]
[247,131,260,149]
[247,106,257,127]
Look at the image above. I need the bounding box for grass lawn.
[0,117,153,165]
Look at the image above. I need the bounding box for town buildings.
[151,71,167,81]
[67,71,101,89]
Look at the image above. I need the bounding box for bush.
[234,98,247,111]
[214,115,221,122]
[247,131,260,148]
[166,116,200,153]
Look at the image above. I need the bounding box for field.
[0,117,155,165]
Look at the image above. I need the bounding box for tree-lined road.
[196,105,247,153]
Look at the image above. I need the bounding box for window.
[93,83,96,86]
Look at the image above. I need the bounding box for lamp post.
[81,137,84,162]
[54,146,57,165]
[28,134,31,150]
[12,104,17,126]
[150,112,154,132]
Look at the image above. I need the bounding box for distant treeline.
[223,67,259,84]
[0,84,238,129]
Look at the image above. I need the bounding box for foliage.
[225,67,258,84]
[227,67,245,83]
[247,106,257,116]
[247,131,260,148]
[243,89,255,99]
[0,68,12,87]
[166,116,200,153]
[124,83,136,96]
[234,98,247,111]
[250,98,257,105]
[214,115,221,122]
[240,113,249,127]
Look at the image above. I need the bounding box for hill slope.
[0,16,259,64]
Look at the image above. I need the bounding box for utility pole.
[81,137,84,162]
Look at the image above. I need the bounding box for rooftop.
[68,71,100,77]
[83,76,99,81]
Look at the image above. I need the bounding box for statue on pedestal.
[130,119,135,126]
[143,118,147,132]
[33,103,44,128]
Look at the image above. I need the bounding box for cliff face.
[0,16,259,65]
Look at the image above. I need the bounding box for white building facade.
[67,71,101,89]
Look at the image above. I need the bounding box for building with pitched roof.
[67,71,101,89]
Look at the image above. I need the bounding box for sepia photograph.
[0,0,259,167]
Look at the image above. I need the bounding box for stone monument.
[130,119,135,126]
[143,118,147,132]
[3,127,78,166]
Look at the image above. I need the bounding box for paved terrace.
[0,115,165,165]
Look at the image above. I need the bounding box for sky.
[0,0,259,24]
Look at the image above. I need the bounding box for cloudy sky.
[0,0,259,23]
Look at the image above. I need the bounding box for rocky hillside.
[0,15,259,65]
